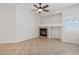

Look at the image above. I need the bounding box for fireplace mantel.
[39,24,61,28]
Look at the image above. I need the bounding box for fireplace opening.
[39,28,47,37]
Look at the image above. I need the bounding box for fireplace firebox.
[39,28,47,36]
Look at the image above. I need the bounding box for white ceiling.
[0,3,78,16]
[48,3,77,11]
[32,3,77,16]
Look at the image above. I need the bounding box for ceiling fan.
[32,3,49,13]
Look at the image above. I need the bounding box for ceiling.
[31,3,77,16]
[0,3,77,16]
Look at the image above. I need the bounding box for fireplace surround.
[39,24,61,39]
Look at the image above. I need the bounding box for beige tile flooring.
[0,37,79,55]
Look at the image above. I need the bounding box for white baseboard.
[0,36,38,43]
[16,36,38,43]
[62,39,79,44]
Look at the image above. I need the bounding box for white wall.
[62,4,79,44]
[40,14,61,39]
[40,14,61,24]
[16,5,40,42]
[0,7,6,42]
[0,4,16,43]
[0,4,40,43]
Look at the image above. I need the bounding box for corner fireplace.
[39,28,47,37]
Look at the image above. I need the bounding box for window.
[64,16,79,32]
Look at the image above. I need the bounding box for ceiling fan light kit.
[38,9,43,12]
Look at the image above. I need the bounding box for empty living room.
[0,3,79,55]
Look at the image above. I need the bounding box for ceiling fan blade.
[39,3,42,8]
[33,5,38,8]
[32,9,38,11]
[43,10,49,12]
[42,5,49,9]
